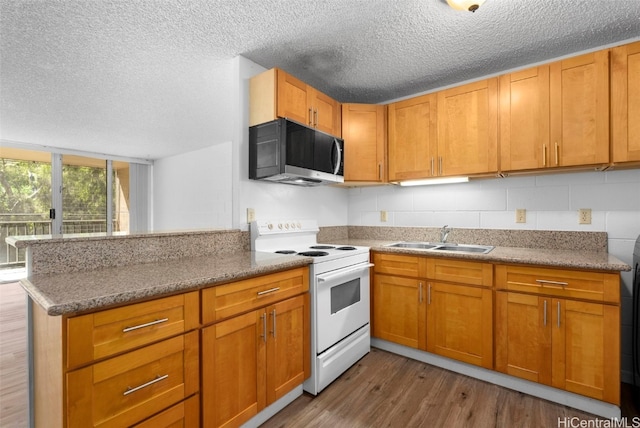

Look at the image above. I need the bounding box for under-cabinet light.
[446,0,486,12]
[397,177,469,186]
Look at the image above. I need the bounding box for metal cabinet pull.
[309,108,313,126]
[271,309,277,338]
[542,145,547,167]
[122,318,169,333]
[124,374,168,396]
[314,108,318,128]
[379,163,383,180]
[555,142,559,166]
[535,279,568,287]
[431,157,435,176]
[543,300,547,326]
[427,283,432,305]
[438,157,443,176]
[419,282,423,304]
[261,312,267,342]
[257,287,280,296]
[557,302,561,328]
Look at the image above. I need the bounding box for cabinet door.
[549,51,609,167]
[437,78,498,176]
[612,41,640,163]
[276,69,310,126]
[310,87,341,136]
[342,103,386,182]
[202,311,266,428]
[426,282,493,369]
[387,93,437,181]
[266,294,310,404]
[499,66,550,171]
[372,274,426,350]
[495,292,551,384]
[551,299,620,404]
[133,394,199,428]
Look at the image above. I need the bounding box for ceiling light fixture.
[446,0,486,12]
[397,177,469,187]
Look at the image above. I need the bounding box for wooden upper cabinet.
[342,103,387,182]
[500,51,609,172]
[387,93,437,181]
[500,66,551,171]
[612,41,640,164]
[249,68,341,137]
[550,51,610,167]
[437,79,498,176]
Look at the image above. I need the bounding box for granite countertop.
[328,239,632,272]
[22,251,312,316]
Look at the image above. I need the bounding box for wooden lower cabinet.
[426,282,493,369]
[496,291,620,404]
[202,293,310,428]
[133,394,200,428]
[373,274,426,350]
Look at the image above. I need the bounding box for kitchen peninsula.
[11,226,631,426]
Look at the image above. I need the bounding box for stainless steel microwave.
[249,118,344,186]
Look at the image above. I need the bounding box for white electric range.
[251,219,372,395]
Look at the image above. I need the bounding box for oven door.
[316,262,372,354]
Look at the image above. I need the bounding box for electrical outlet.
[380,210,388,222]
[578,208,591,225]
[247,208,255,223]
[515,209,526,223]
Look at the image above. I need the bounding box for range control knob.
[278,223,283,229]
[296,222,302,229]
[285,223,290,229]
[267,223,273,230]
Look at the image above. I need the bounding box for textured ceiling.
[1,0,640,159]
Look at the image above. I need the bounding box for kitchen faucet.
[440,225,451,243]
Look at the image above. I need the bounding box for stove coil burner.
[310,245,335,250]
[297,251,330,257]
[336,246,357,251]
[275,250,297,254]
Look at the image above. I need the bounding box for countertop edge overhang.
[335,239,632,272]
[21,251,312,316]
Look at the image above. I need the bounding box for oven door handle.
[317,263,374,283]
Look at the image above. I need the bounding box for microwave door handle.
[332,138,342,175]
[317,263,374,283]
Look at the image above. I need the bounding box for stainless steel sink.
[431,244,494,254]
[387,242,439,249]
[385,242,494,254]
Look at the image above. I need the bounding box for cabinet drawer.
[202,267,309,324]
[66,331,199,428]
[133,394,199,428]
[373,252,427,278]
[67,292,199,369]
[495,265,620,303]
[427,258,493,287]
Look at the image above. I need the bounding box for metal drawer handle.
[535,279,568,287]
[124,374,168,396]
[257,287,280,296]
[123,318,169,333]
[543,300,547,326]
[271,309,277,338]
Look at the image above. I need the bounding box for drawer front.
[67,331,199,428]
[202,267,309,324]
[495,265,620,303]
[373,252,427,278]
[67,292,199,369]
[133,394,199,428]
[427,258,493,287]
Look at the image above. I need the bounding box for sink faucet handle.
[441,225,451,243]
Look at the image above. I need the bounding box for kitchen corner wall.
[348,168,640,381]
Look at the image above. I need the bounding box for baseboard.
[371,338,621,420]
[241,385,303,428]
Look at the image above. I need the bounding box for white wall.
[153,143,233,230]
[348,168,640,381]
[152,56,349,231]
